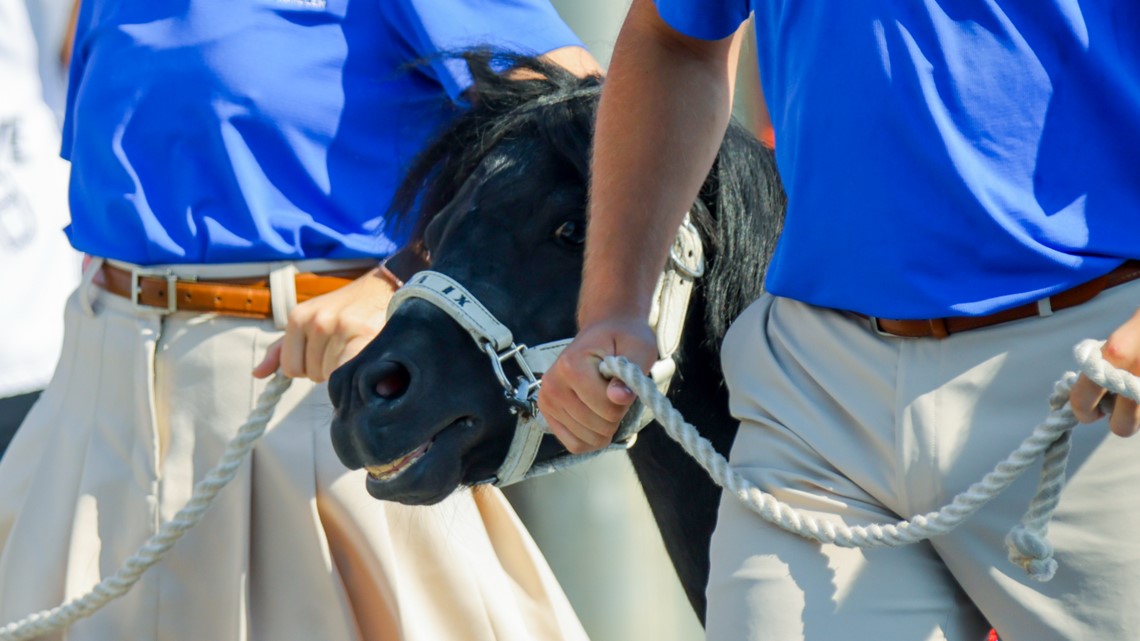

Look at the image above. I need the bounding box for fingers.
[302,313,334,383]
[1100,315,1140,437]
[337,335,373,370]
[259,269,395,382]
[280,306,338,382]
[1070,308,1140,436]
[544,411,596,455]
[296,308,358,383]
[279,313,309,379]
[606,379,636,405]
[571,353,636,420]
[1070,373,1108,424]
[252,340,283,378]
[537,318,659,454]
[539,376,628,453]
[1108,396,1140,437]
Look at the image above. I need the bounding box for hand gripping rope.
[598,339,1127,583]
[0,375,293,641]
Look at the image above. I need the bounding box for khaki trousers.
[0,260,588,641]
[708,282,1140,641]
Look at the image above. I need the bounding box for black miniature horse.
[328,53,785,622]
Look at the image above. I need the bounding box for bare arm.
[583,1,743,319]
[581,0,739,325]
[537,0,743,453]
[61,0,80,66]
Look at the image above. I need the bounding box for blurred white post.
[503,6,704,641]
[504,456,704,641]
[547,0,629,68]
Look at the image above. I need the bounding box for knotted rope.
[0,374,292,641]
[600,339,1129,583]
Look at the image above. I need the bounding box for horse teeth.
[366,441,432,482]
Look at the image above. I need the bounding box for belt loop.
[928,317,950,339]
[867,316,893,338]
[79,256,105,317]
[269,263,298,330]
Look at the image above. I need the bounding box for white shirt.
[0,0,80,398]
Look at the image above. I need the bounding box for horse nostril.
[372,361,411,400]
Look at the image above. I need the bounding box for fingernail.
[610,380,631,393]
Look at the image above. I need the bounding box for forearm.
[579,0,738,326]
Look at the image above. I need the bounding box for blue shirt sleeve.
[653,0,751,41]
[390,0,584,102]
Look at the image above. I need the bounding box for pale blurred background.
[503,4,771,641]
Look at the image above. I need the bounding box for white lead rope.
[0,374,293,641]
[599,339,1127,583]
[0,339,1126,639]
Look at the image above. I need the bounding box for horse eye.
[554,220,585,247]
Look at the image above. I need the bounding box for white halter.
[386,212,706,486]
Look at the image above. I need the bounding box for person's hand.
[536,317,658,453]
[1071,308,1140,436]
[253,268,396,382]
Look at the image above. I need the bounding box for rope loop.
[599,338,1132,582]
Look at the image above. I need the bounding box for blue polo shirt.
[655,0,1140,318]
[62,0,581,265]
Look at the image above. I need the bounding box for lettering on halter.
[440,285,469,307]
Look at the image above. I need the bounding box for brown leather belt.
[860,260,1140,339]
[96,262,373,318]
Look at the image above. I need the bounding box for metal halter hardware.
[668,215,706,280]
[385,213,705,487]
[480,340,540,415]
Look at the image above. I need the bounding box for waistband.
[103,257,377,280]
[858,260,1140,339]
[90,257,376,327]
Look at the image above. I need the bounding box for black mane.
[390,51,785,345]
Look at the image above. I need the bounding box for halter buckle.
[481,341,540,415]
[668,216,706,279]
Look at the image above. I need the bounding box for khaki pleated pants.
[708,282,1140,641]
[0,260,589,641]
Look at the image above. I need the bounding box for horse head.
[327,52,786,616]
[329,52,783,508]
[328,55,600,504]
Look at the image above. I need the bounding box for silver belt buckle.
[129,267,179,314]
